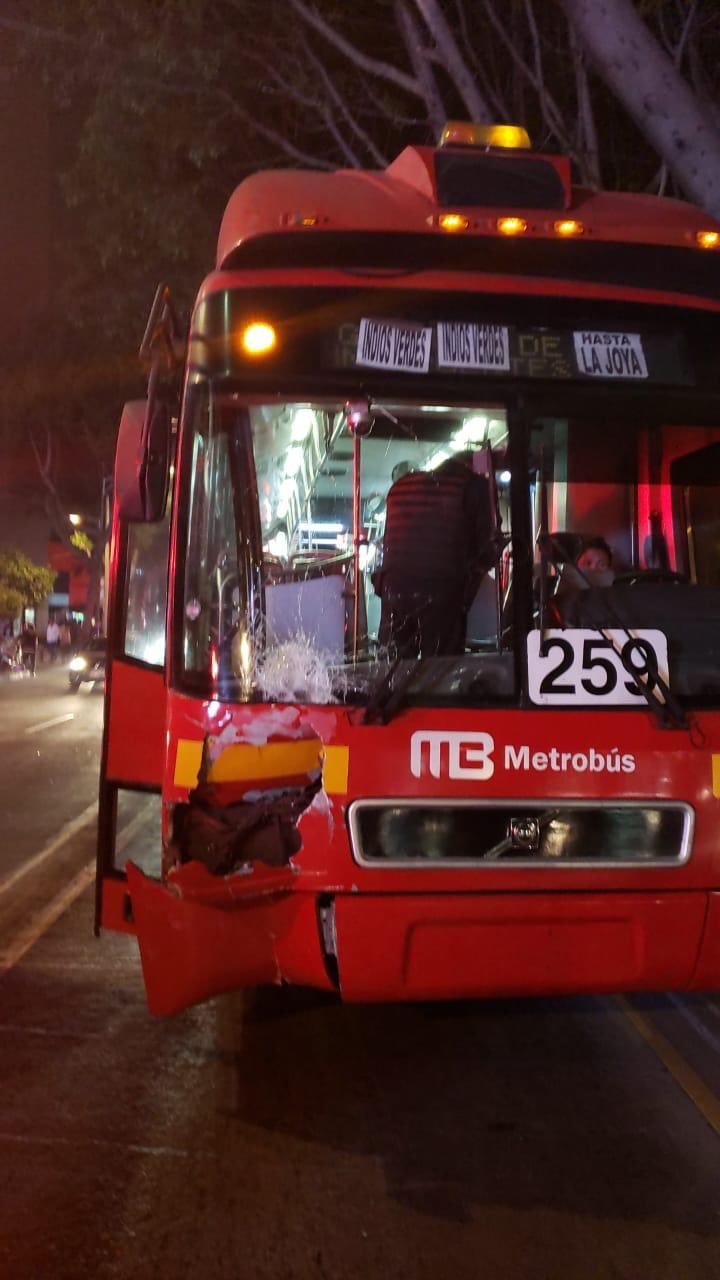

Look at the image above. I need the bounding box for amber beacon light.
[696,229,720,250]
[240,321,277,355]
[439,121,531,150]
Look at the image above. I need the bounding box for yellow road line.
[0,861,95,973]
[0,802,98,899]
[617,994,720,1138]
[0,805,152,975]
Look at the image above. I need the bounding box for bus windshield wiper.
[594,624,688,731]
[363,657,436,725]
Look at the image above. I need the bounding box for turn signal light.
[554,219,584,237]
[696,229,720,250]
[497,217,528,236]
[438,212,470,232]
[239,321,277,356]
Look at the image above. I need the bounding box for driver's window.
[182,394,239,675]
[124,512,170,666]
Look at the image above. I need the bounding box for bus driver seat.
[376,453,494,658]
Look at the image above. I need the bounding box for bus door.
[95,393,174,933]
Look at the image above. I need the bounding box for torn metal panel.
[126,862,333,1015]
[170,776,321,873]
[167,858,297,904]
[170,732,321,873]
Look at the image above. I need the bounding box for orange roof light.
[439,121,531,150]
[282,212,320,227]
[696,229,720,250]
[438,212,470,232]
[239,321,277,356]
[554,218,584,237]
[497,217,528,237]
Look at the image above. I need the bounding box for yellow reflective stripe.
[322,745,349,795]
[712,754,720,799]
[173,737,324,788]
[209,739,322,782]
[174,739,203,788]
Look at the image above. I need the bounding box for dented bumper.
[121,862,333,1015]
[109,863,720,1016]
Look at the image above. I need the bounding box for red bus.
[97,121,720,1015]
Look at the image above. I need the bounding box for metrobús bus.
[97,121,720,1016]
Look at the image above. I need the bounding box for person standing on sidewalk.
[20,623,38,675]
[45,617,60,663]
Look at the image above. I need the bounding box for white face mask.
[577,566,615,590]
[560,564,614,592]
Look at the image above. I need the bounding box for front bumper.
[107,863,720,1015]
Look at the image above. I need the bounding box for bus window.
[532,415,720,699]
[124,512,170,666]
[178,393,513,705]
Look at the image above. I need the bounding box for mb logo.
[410,730,495,781]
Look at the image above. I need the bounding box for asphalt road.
[1,668,719,1279]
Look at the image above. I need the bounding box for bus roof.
[217,143,720,270]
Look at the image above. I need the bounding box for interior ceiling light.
[291,409,315,441]
[283,447,304,477]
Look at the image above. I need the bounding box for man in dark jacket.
[20,623,38,675]
[377,452,495,657]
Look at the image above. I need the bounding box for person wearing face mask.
[575,537,614,581]
[551,535,615,617]
[571,537,609,578]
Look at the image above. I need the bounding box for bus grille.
[348,801,692,868]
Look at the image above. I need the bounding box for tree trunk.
[82,536,106,639]
[559,0,720,218]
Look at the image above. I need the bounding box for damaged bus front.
[96,127,720,1015]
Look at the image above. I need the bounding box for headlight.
[69,656,88,672]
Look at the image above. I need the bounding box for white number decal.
[527,630,668,706]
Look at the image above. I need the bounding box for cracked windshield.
[181,394,720,707]
[181,393,513,704]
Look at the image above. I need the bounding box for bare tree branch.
[412,0,493,121]
[212,86,337,169]
[394,0,446,138]
[285,0,421,98]
[300,34,390,166]
[449,0,509,118]
[560,0,720,217]
[567,15,602,186]
[480,0,573,152]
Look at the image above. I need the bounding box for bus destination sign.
[353,318,691,384]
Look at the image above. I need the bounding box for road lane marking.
[617,994,720,1138]
[0,1022,107,1039]
[24,712,75,736]
[0,801,98,899]
[0,804,154,975]
[0,1133,188,1158]
[667,993,720,1055]
[704,1000,720,1024]
[0,860,96,971]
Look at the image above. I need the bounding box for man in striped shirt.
[377,452,495,657]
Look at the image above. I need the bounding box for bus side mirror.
[115,399,172,522]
